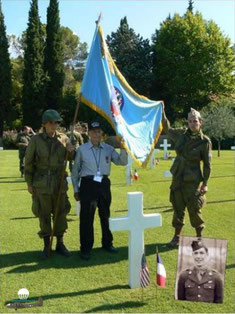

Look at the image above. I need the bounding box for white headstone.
[0,147,3,150]
[164,170,172,177]
[231,146,235,150]
[66,176,72,184]
[150,149,160,169]
[109,192,162,288]
[160,139,171,160]
[126,155,133,185]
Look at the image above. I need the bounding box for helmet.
[42,109,62,123]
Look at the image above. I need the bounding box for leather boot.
[195,226,204,238]
[40,236,50,258]
[56,235,71,257]
[168,227,182,247]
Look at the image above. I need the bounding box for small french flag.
[156,252,166,287]
[133,169,139,180]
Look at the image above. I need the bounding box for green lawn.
[0,149,234,313]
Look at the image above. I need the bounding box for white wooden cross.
[109,192,162,288]
[150,149,159,169]
[126,154,133,185]
[160,139,171,160]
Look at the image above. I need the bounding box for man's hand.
[200,184,208,195]
[28,185,34,194]
[66,142,75,153]
[74,192,80,201]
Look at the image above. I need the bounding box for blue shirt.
[72,141,128,193]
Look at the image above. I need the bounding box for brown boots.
[41,235,71,258]
[195,226,204,238]
[55,235,72,257]
[168,227,182,247]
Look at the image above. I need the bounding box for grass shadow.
[1,243,175,274]
[85,301,146,313]
[4,284,130,305]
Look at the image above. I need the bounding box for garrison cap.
[89,121,102,130]
[42,109,62,123]
[191,239,208,252]
[188,108,202,120]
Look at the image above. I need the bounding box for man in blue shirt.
[72,121,128,260]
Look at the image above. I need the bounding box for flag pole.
[155,245,158,304]
[48,93,81,255]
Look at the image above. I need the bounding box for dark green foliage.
[187,0,194,13]
[22,0,46,130]
[44,0,64,109]
[151,12,235,122]
[0,0,12,136]
[106,17,153,97]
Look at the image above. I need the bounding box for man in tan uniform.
[16,126,35,177]
[177,239,223,303]
[24,109,74,258]
[162,107,212,246]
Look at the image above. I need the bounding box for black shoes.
[102,245,118,253]
[56,243,72,257]
[80,252,91,260]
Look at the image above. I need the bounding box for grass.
[0,149,234,313]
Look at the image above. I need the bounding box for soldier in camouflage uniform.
[24,110,74,258]
[162,107,212,246]
[177,239,223,303]
[16,126,35,177]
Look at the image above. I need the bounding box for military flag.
[140,253,150,288]
[81,23,163,167]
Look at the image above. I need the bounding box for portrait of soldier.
[175,236,227,303]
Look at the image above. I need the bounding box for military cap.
[191,239,208,252]
[89,121,102,130]
[188,108,202,120]
[42,109,62,123]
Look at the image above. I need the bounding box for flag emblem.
[81,24,163,167]
[156,253,166,287]
[140,253,150,288]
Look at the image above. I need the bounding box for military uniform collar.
[188,266,213,284]
[42,130,61,140]
[186,128,204,140]
[88,141,104,149]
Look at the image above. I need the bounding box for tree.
[44,0,64,110]
[202,98,235,156]
[22,0,46,130]
[187,0,194,13]
[0,0,12,138]
[106,17,153,96]
[151,11,235,122]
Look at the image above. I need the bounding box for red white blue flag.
[140,253,150,288]
[156,253,166,287]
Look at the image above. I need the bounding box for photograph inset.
[175,236,227,303]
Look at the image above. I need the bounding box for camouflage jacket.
[162,117,212,188]
[24,131,73,194]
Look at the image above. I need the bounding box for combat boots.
[195,226,204,238]
[168,227,182,247]
[40,236,50,258]
[56,235,72,257]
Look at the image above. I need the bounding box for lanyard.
[91,146,101,172]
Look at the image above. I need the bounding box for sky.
[2,0,235,49]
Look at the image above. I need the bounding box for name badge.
[93,174,103,183]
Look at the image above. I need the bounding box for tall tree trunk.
[217,139,221,157]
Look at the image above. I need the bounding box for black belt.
[82,175,108,179]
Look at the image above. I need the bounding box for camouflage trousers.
[19,156,25,174]
[32,191,71,238]
[170,182,205,229]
